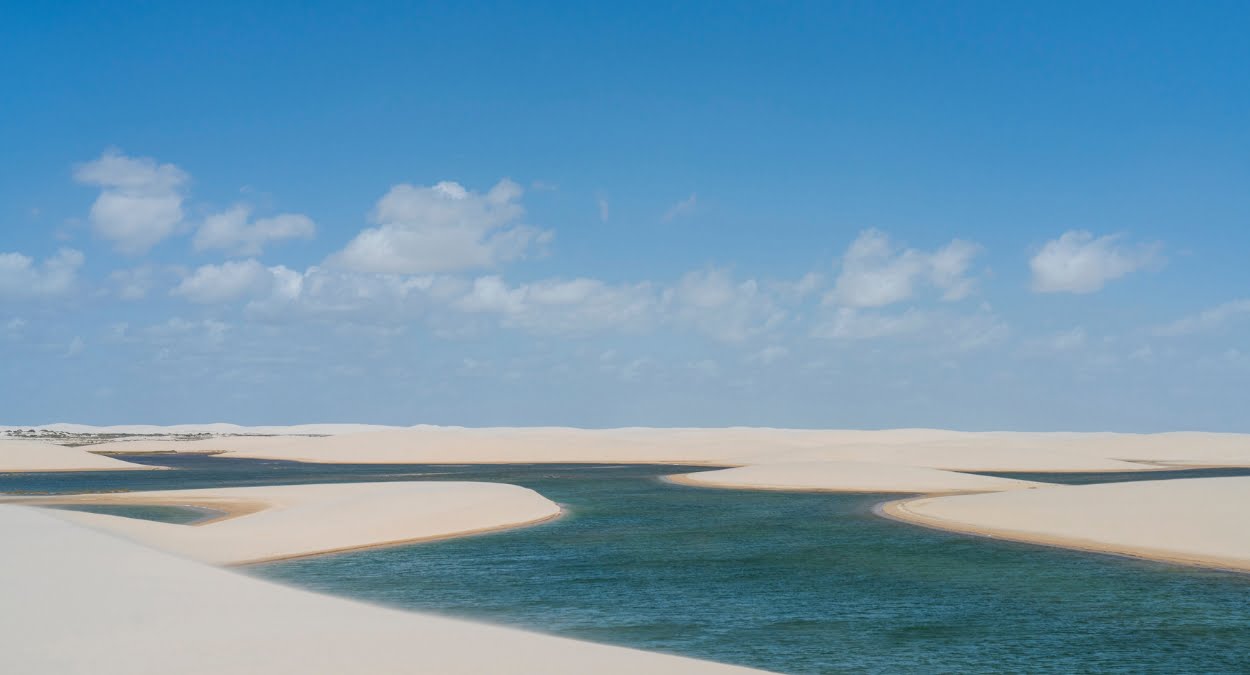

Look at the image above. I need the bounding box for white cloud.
[171,259,276,304]
[664,267,786,341]
[1154,299,1250,336]
[1030,230,1160,294]
[107,267,155,300]
[747,345,789,365]
[813,307,927,340]
[662,193,697,222]
[64,336,85,358]
[3,317,26,339]
[828,229,982,308]
[814,306,1007,351]
[74,150,188,254]
[145,317,230,353]
[597,195,610,223]
[329,179,549,274]
[194,205,316,256]
[456,275,657,335]
[0,249,84,299]
[245,267,462,322]
[1049,326,1087,351]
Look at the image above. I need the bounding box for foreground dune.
[83,425,1250,472]
[11,481,561,565]
[671,461,1048,493]
[883,476,1250,572]
[0,507,762,674]
[0,439,157,472]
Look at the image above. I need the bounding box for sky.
[2,2,1248,430]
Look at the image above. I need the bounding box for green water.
[4,456,1250,673]
[43,503,218,524]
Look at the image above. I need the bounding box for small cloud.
[0,249,84,299]
[194,205,316,256]
[597,194,610,223]
[1030,230,1161,294]
[64,336,85,358]
[748,345,789,365]
[73,149,189,255]
[3,317,27,339]
[661,193,697,222]
[1154,299,1250,337]
[826,229,982,308]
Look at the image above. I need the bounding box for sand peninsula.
[7,481,563,565]
[1,506,764,674]
[881,476,1250,574]
[0,439,157,472]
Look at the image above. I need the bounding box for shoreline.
[876,495,1250,575]
[239,508,565,566]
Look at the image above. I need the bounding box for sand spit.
[16,482,562,565]
[0,507,763,674]
[882,476,1250,573]
[670,461,1048,493]
[0,439,157,472]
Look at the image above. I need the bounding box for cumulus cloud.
[662,193,697,222]
[194,205,316,256]
[664,267,786,341]
[456,275,657,335]
[828,229,982,308]
[329,179,549,274]
[0,249,84,299]
[1154,299,1250,336]
[1030,230,1160,294]
[171,259,277,304]
[74,150,188,254]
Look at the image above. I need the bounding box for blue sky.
[2,2,1248,429]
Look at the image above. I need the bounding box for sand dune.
[883,476,1250,572]
[80,426,1250,472]
[0,506,763,674]
[0,440,157,472]
[671,461,1048,493]
[17,481,561,564]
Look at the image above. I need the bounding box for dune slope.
[883,476,1250,572]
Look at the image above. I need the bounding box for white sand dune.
[77,426,1250,472]
[733,444,1151,472]
[16,481,561,565]
[0,506,763,674]
[883,476,1250,572]
[671,461,1048,493]
[0,439,157,472]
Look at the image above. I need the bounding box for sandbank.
[669,460,1048,493]
[881,476,1250,573]
[12,481,562,565]
[0,439,157,472]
